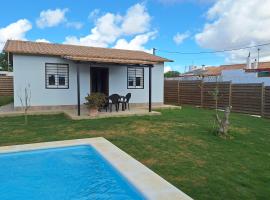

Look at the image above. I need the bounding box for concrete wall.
[13,54,164,107]
[222,69,270,86]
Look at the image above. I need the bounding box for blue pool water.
[0,145,145,200]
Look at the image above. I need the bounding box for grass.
[0,96,13,106]
[0,106,269,199]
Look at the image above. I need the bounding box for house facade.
[4,40,171,114]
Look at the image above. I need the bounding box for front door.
[90,67,109,96]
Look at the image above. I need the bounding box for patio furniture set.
[105,93,131,112]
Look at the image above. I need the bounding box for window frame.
[45,63,69,89]
[127,66,144,89]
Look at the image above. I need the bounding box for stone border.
[0,138,192,200]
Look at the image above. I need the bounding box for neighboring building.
[4,40,172,114]
[0,71,13,76]
[168,62,270,85]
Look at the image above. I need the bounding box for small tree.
[18,84,31,125]
[164,71,180,78]
[210,84,231,138]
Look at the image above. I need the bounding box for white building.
[4,40,172,115]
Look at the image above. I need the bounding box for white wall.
[108,63,164,103]
[13,54,164,107]
[13,55,90,107]
[221,69,270,86]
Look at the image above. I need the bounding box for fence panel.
[264,86,270,118]
[0,76,13,96]
[179,81,202,106]
[231,84,263,115]
[164,80,179,105]
[203,82,231,109]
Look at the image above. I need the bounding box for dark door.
[90,67,109,96]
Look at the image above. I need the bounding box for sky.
[0,0,270,73]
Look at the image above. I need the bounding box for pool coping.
[0,137,193,200]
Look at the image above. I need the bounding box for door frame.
[90,67,109,96]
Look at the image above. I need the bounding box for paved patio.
[0,103,181,120]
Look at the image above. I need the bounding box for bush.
[0,96,13,107]
[85,93,106,110]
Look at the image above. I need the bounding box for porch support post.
[76,63,81,116]
[149,65,153,112]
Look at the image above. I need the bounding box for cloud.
[36,8,68,28]
[121,3,151,35]
[88,9,100,20]
[164,65,172,72]
[35,38,50,43]
[66,22,83,29]
[114,31,156,52]
[158,0,215,5]
[173,32,189,45]
[65,13,122,47]
[0,19,32,50]
[195,0,270,63]
[64,3,154,50]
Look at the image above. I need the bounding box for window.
[127,67,144,89]
[258,71,270,77]
[45,63,69,89]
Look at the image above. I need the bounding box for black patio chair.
[119,93,131,111]
[108,94,121,112]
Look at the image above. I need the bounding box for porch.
[0,103,180,120]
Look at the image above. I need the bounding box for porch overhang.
[63,55,160,65]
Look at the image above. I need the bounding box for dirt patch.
[141,158,158,166]
[230,127,251,135]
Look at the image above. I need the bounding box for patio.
[0,103,180,120]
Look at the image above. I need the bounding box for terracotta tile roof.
[4,40,172,65]
[201,62,270,76]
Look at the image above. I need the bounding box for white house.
[4,40,172,115]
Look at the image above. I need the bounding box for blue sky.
[0,0,269,72]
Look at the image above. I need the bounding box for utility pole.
[257,48,260,68]
[152,48,156,56]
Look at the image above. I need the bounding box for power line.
[156,42,270,55]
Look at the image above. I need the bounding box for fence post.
[200,81,204,107]
[229,81,232,108]
[261,83,265,117]
[177,80,180,106]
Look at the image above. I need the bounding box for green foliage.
[0,96,13,106]
[85,92,106,109]
[164,70,180,78]
[0,53,9,71]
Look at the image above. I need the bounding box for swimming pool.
[0,145,144,200]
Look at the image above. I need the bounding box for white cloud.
[88,9,100,20]
[173,32,189,45]
[65,13,122,47]
[164,66,172,72]
[158,0,215,5]
[114,31,156,52]
[195,0,270,63]
[121,3,151,35]
[0,19,32,50]
[35,38,50,43]
[66,22,83,29]
[36,8,68,28]
[64,3,154,50]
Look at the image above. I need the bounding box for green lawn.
[0,107,269,199]
[0,96,13,106]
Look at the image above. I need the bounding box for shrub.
[85,93,106,110]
